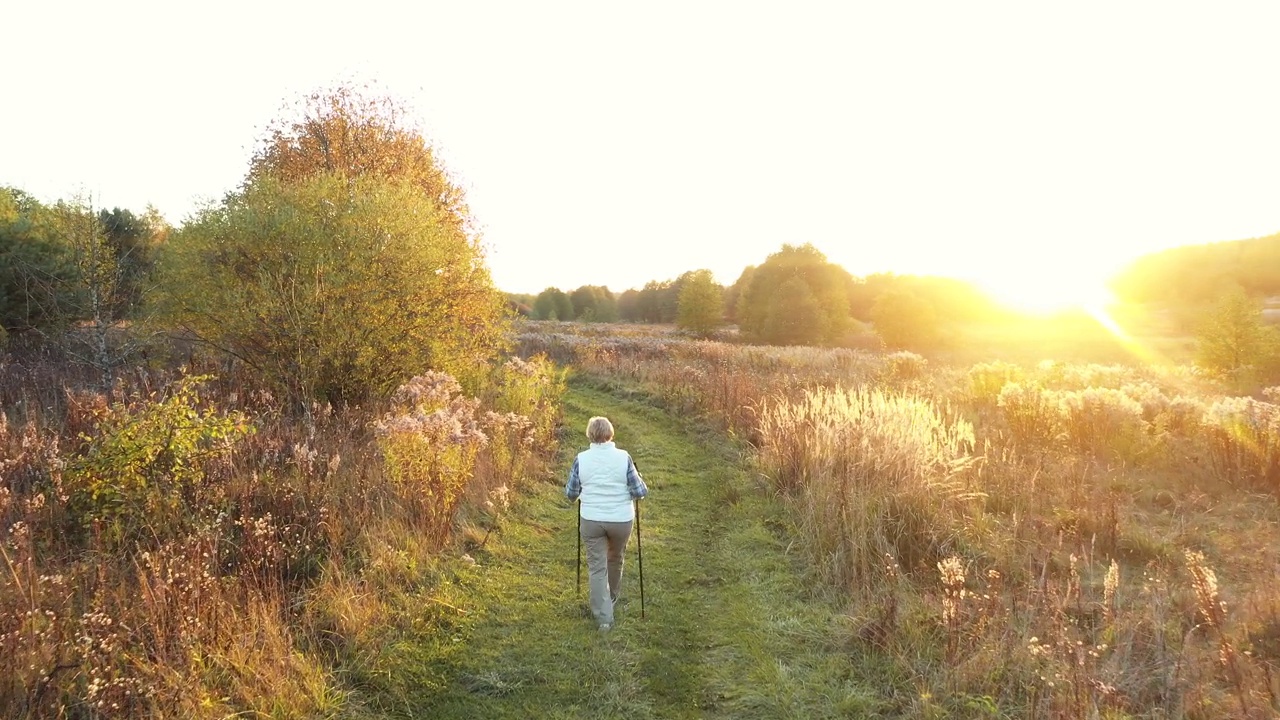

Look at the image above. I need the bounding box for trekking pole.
[635,499,645,619]
[576,502,582,596]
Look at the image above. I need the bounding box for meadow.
[0,339,565,717]
[519,318,1280,718]
[3,310,1278,718]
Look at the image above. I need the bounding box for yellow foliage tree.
[248,83,469,237]
[155,173,507,405]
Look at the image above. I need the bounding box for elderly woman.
[565,415,648,631]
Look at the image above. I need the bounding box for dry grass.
[0,341,564,718]
[756,387,979,586]
[525,320,1280,718]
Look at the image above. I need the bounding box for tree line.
[517,244,1003,349]
[1110,231,1280,307]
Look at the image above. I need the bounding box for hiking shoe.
[598,623,611,632]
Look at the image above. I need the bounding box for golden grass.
[0,348,564,718]
[527,320,1280,718]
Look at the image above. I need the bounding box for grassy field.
[5,313,1276,717]
[370,380,890,718]
[513,320,1280,718]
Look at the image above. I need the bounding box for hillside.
[1111,231,1280,305]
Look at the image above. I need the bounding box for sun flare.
[974,266,1118,316]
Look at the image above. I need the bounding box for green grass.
[361,379,882,718]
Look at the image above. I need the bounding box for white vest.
[577,442,635,523]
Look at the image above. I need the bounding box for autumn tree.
[156,173,505,404]
[1195,286,1280,388]
[0,193,159,387]
[248,83,469,237]
[1112,234,1280,308]
[870,288,939,350]
[738,244,852,345]
[616,288,641,322]
[50,200,139,389]
[676,269,724,336]
[636,279,678,323]
[763,276,827,345]
[569,285,618,322]
[725,265,755,324]
[533,287,574,320]
[505,292,536,316]
[97,206,158,318]
[155,86,505,404]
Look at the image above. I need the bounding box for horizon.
[5,2,1280,308]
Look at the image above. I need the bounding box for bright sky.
[5,2,1280,305]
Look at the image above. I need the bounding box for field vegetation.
[520,318,1280,718]
[7,73,1280,720]
[0,83,566,718]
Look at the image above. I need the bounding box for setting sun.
[968,258,1122,316]
[976,273,1116,315]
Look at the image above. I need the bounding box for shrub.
[487,354,565,449]
[1049,363,1137,390]
[67,375,251,547]
[884,350,928,382]
[1195,286,1280,389]
[967,361,1023,405]
[870,288,939,350]
[1201,396,1280,491]
[1118,382,1168,422]
[997,381,1060,450]
[154,172,507,406]
[374,372,488,547]
[1054,387,1146,461]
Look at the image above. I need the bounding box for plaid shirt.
[565,456,648,501]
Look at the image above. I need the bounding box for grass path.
[371,380,880,718]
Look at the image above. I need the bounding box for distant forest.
[1110,231,1280,305]
[513,232,1280,331]
[509,266,1001,326]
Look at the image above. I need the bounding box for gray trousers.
[580,517,632,625]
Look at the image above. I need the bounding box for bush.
[870,289,939,350]
[1195,287,1280,389]
[374,372,488,547]
[154,174,507,405]
[967,361,1024,405]
[67,375,251,547]
[1201,396,1280,491]
[1054,387,1146,461]
[997,381,1060,449]
[488,354,566,449]
[884,350,928,382]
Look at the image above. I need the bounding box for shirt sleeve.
[565,457,582,500]
[626,456,648,499]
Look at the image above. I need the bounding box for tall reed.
[756,386,979,587]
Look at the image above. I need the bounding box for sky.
[4,1,1280,307]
